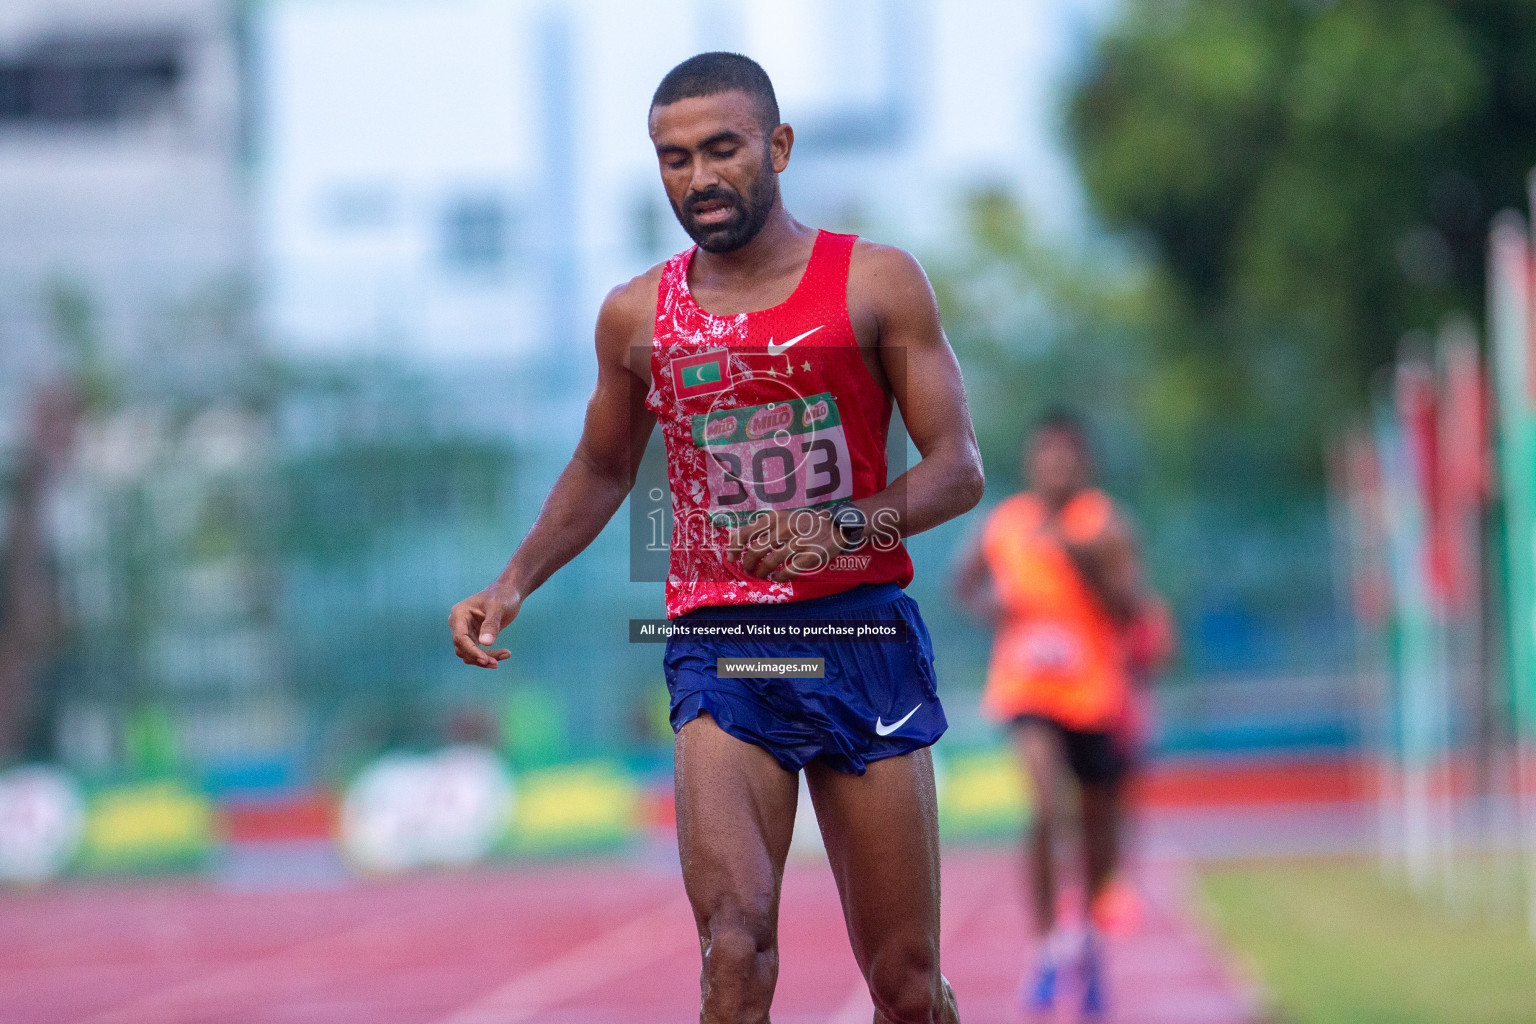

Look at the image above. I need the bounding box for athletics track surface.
[1,845,1259,1024]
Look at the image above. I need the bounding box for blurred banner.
[1335,183,1536,936]
[1489,200,1536,938]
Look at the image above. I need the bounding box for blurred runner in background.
[953,410,1160,1019]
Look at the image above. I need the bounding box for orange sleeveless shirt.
[979,489,1129,732]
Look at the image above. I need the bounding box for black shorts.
[1011,714,1126,787]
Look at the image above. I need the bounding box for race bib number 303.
[690,392,854,525]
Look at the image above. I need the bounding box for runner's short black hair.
[1033,407,1093,458]
[651,52,780,131]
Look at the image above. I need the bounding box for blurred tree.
[0,383,83,760]
[930,189,1164,495]
[0,281,107,761]
[1068,0,1536,478]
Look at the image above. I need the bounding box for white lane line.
[430,895,695,1024]
[825,860,999,1024]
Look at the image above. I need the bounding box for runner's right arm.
[449,276,658,668]
[951,523,1003,626]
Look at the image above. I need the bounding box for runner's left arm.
[854,244,986,543]
[734,245,985,580]
[1062,514,1145,625]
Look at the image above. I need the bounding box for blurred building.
[0,0,251,391]
[0,0,275,779]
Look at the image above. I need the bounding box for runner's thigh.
[804,750,943,983]
[1013,716,1069,817]
[674,712,800,937]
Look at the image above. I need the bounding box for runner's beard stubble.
[672,153,777,253]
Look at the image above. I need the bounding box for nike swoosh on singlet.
[765,325,824,357]
[874,704,922,737]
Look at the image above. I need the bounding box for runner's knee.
[866,939,944,1024]
[700,905,778,1002]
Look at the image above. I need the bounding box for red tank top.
[644,229,914,618]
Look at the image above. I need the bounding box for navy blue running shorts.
[663,582,947,774]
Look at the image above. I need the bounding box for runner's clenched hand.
[727,509,840,582]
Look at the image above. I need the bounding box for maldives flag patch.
[670,348,731,398]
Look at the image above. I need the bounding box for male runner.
[952,412,1148,1018]
[449,53,983,1024]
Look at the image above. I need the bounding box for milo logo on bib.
[691,392,855,526]
[703,415,738,442]
[746,405,794,439]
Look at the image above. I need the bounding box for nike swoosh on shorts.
[874,704,922,736]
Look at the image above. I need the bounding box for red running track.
[0,847,1258,1024]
